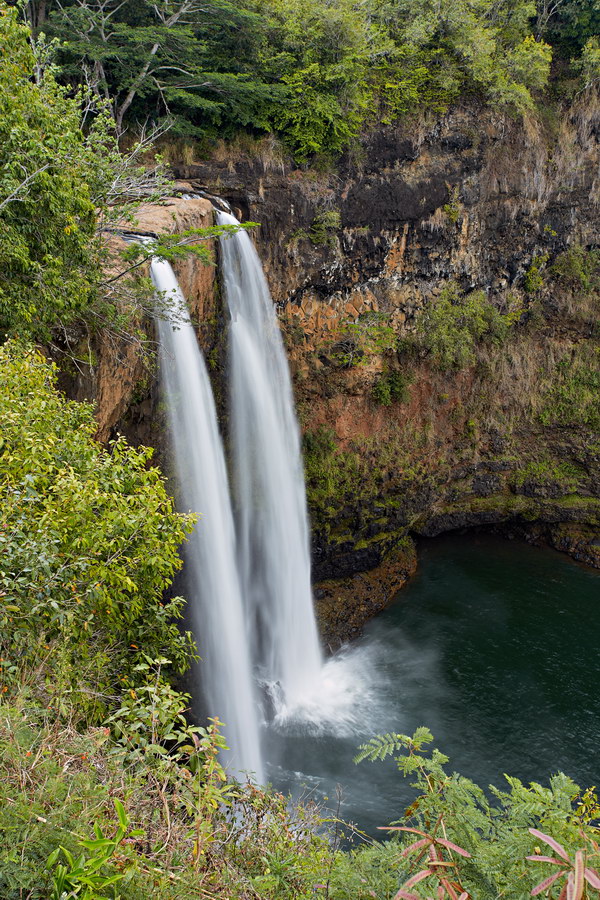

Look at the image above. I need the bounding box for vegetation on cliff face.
[301,245,600,585]
[401,282,520,371]
[0,1,599,898]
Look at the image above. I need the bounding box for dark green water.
[266,534,600,835]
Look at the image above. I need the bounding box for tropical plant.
[48,798,142,900]
[0,4,98,338]
[403,282,519,371]
[324,311,397,368]
[386,825,470,900]
[0,342,195,719]
[373,370,412,406]
[21,0,575,158]
[0,696,331,899]
[355,728,600,899]
[526,827,600,899]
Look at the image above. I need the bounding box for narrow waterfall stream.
[152,257,263,782]
[218,213,323,719]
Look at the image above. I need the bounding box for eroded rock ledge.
[57,196,215,445]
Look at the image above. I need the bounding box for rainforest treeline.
[21,0,600,158]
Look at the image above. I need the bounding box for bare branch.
[0,163,51,213]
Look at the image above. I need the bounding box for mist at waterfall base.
[266,534,600,837]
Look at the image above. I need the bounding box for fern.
[350,730,600,900]
[354,733,410,764]
[354,727,434,764]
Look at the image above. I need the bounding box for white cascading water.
[152,256,263,782]
[218,212,323,718]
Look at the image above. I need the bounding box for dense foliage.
[2,704,599,899]
[21,0,598,159]
[353,728,600,900]
[402,282,521,371]
[0,342,195,719]
[0,7,100,336]
[0,1,245,342]
[1,1,599,897]
[0,701,329,899]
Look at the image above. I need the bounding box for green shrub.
[0,699,329,900]
[539,348,600,431]
[352,728,600,900]
[0,342,195,719]
[405,282,517,371]
[442,185,461,224]
[326,311,397,368]
[310,208,341,246]
[372,370,412,406]
[524,253,549,293]
[0,7,98,338]
[550,245,600,293]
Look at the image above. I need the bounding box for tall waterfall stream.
[154,220,355,781]
[152,256,262,780]
[217,212,322,718]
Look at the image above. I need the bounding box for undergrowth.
[0,699,330,900]
[540,346,600,431]
[2,705,599,900]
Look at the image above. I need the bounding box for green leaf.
[113,797,128,829]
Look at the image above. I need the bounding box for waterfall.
[152,257,263,782]
[218,212,322,716]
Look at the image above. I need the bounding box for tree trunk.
[115,41,160,131]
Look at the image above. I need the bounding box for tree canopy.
[0,5,99,336]
[17,0,594,159]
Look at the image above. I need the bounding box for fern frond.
[354,733,409,764]
[412,726,434,748]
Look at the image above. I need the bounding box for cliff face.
[177,103,598,314]
[68,102,600,644]
[173,100,600,641]
[57,196,216,447]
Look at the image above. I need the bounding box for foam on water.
[270,642,385,737]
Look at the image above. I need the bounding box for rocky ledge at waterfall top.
[56,196,216,445]
[73,100,600,646]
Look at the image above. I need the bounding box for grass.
[0,700,331,900]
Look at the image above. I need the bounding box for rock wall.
[64,101,599,643]
[172,100,600,638]
[176,102,598,325]
[56,196,215,447]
